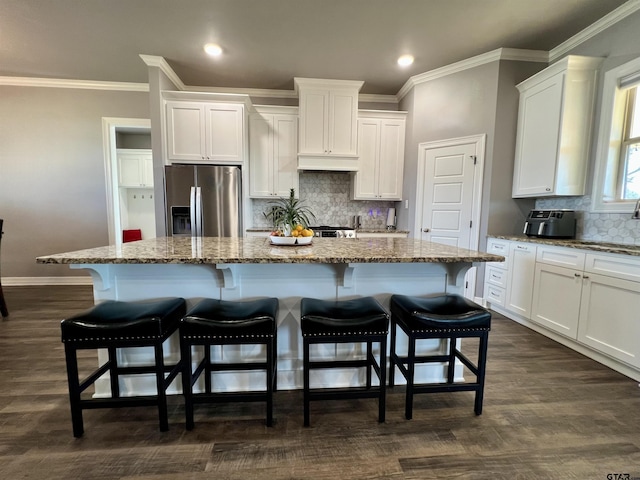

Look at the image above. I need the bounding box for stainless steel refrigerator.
[164,165,242,237]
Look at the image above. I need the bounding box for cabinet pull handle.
[422,228,430,232]
[574,273,580,277]
[583,275,590,279]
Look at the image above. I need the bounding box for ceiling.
[0,0,632,95]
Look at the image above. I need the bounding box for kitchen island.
[37,237,503,395]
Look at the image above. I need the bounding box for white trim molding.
[0,76,148,92]
[396,48,548,100]
[3,276,93,286]
[139,54,185,90]
[549,0,640,62]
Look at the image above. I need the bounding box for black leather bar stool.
[300,297,389,426]
[60,297,186,437]
[180,298,278,429]
[389,294,491,419]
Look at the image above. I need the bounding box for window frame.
[591,56,640,213]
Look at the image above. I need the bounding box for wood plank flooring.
[1,285,640,479]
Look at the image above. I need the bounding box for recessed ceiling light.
[204,43,223,57]
[397,54,414,67]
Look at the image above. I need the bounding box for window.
[619,86,640,199]
[592,57,640,213]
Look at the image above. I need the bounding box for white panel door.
[421,143,476,248]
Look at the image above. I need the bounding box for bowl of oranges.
[270,225,314,246]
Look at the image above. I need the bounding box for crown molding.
[183,85,297,99]
[396,48,548,100]
[0,76,148,91]
[139,54,185,90]
[549,0,640,62]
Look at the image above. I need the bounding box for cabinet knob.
[545,187,551,191]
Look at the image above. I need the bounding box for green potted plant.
[264,188,316,237]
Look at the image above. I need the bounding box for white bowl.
[295,236,313,245]
[270,235,296,245]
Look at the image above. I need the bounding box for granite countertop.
[245,227,410,234]
[36,237,504,265]
[492,235,640,256]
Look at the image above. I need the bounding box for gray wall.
[534,9,640,242]
[0,86,149,278]
[398,60,543,241]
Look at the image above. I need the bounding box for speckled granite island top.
[36,237,504,265]
[491,235,640,256]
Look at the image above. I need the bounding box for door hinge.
[471,155,477,165]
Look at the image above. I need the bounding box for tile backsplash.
[536,195,640,244]
[251,172,395,229]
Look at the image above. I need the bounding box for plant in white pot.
[264,188,316,238]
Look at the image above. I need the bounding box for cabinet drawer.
[487,238,510,258]
[486,265,508,288]
[485,284,505,307]
[585,253,640,283]
[536,245,585,269]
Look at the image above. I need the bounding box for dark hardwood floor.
[1,285,639,479]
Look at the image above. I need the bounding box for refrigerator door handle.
[195,186,204,236]
[190,186,197,237]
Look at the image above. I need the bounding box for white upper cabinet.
[117,149,153,188]
[166,100,245,164]
[352,111,406,200]
[294,78,363,171]
[249,107,299,198]
[512,56,602,198]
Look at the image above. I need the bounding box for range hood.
[298,154,359,172]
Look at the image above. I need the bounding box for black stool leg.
[447,337,457,384]
[154,342,169,432]
[108,347,120,397]
[389,319,397,387]
[204,344,212,394]
[378,335,387,423]
[303,338,311,427]
[405,333,416,420]
[181,337,195,431]
[266,337,274,427]
[273,330,278,392]
[474,332,489,415]
[366,341,373,389]
[64,343,84,438]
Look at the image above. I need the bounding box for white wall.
[0,86,149,278]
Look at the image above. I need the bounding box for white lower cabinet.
[531,263,582,339]
[530,245,586,339]
[487,238,640,379]
[505,242,536,317]
[578,272,640,368]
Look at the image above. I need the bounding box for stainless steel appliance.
[309,226,356,238]
[523,209,576,239]
[165,165,242,237]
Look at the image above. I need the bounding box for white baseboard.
[2,276,93,286]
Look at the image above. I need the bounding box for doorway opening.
[102,117,154,248]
